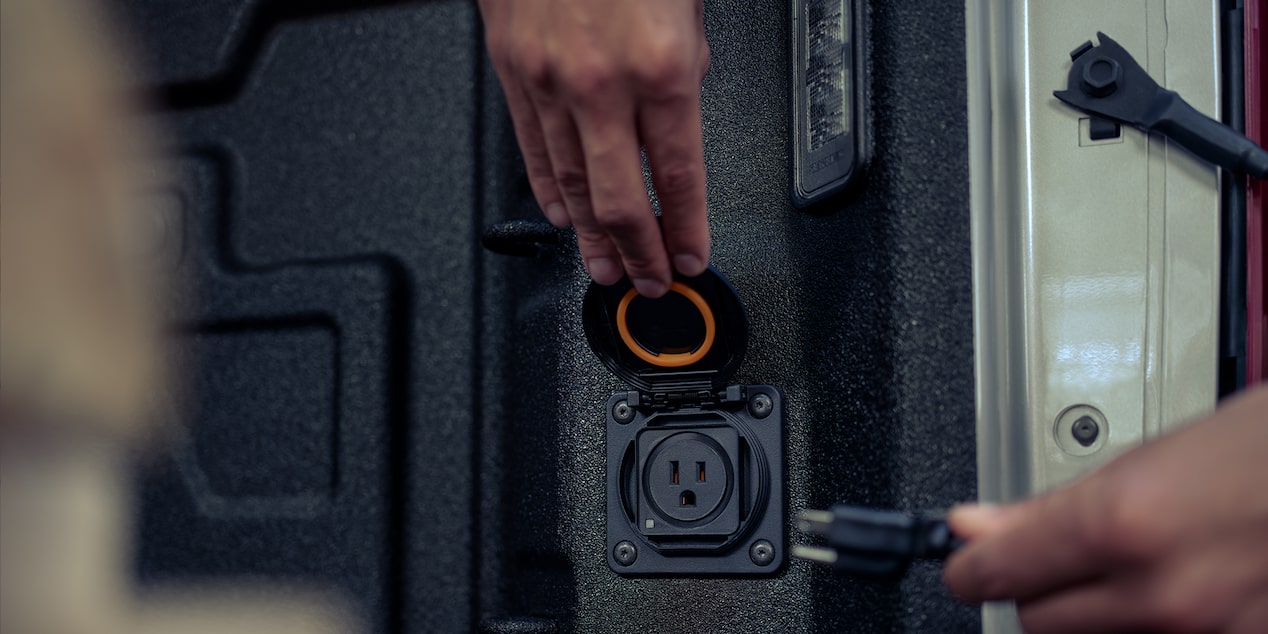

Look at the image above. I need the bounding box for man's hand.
[944,386,1268,633]
[478,0,711,298]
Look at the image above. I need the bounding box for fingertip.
[941,529,994,604]
[660,213,711,277]
[948,503,1012,539]
[586,257,623,285]
[672,253,706,277]
[543,202,570,227]
[941,560,980,605]
[631,277,668,298]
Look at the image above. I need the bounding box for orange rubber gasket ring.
[616,282,716,368]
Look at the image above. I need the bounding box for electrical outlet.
[636,424,740,536]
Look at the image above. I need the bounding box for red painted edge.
[1247,0,1266,385]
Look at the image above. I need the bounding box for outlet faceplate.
[605,389,784,575]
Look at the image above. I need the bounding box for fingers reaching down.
[478,0,711,293]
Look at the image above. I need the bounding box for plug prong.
[791,545,838,565]
[797,509,835,535]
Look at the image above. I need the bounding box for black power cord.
[793,505,963,579]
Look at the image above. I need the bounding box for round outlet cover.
[582,266,748,392]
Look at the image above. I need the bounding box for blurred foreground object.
[0,0,355,632]
[0,0,158,438]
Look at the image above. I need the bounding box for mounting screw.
[748,393,774,419]
[612,400,635,424]
[1081,56,1120,97]
[614,540,638,566]
[1072,416,1100,447]
[749,540,775,566]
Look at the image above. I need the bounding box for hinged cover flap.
[582,267,749,393]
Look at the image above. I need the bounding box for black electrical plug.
[792,505,963,579]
